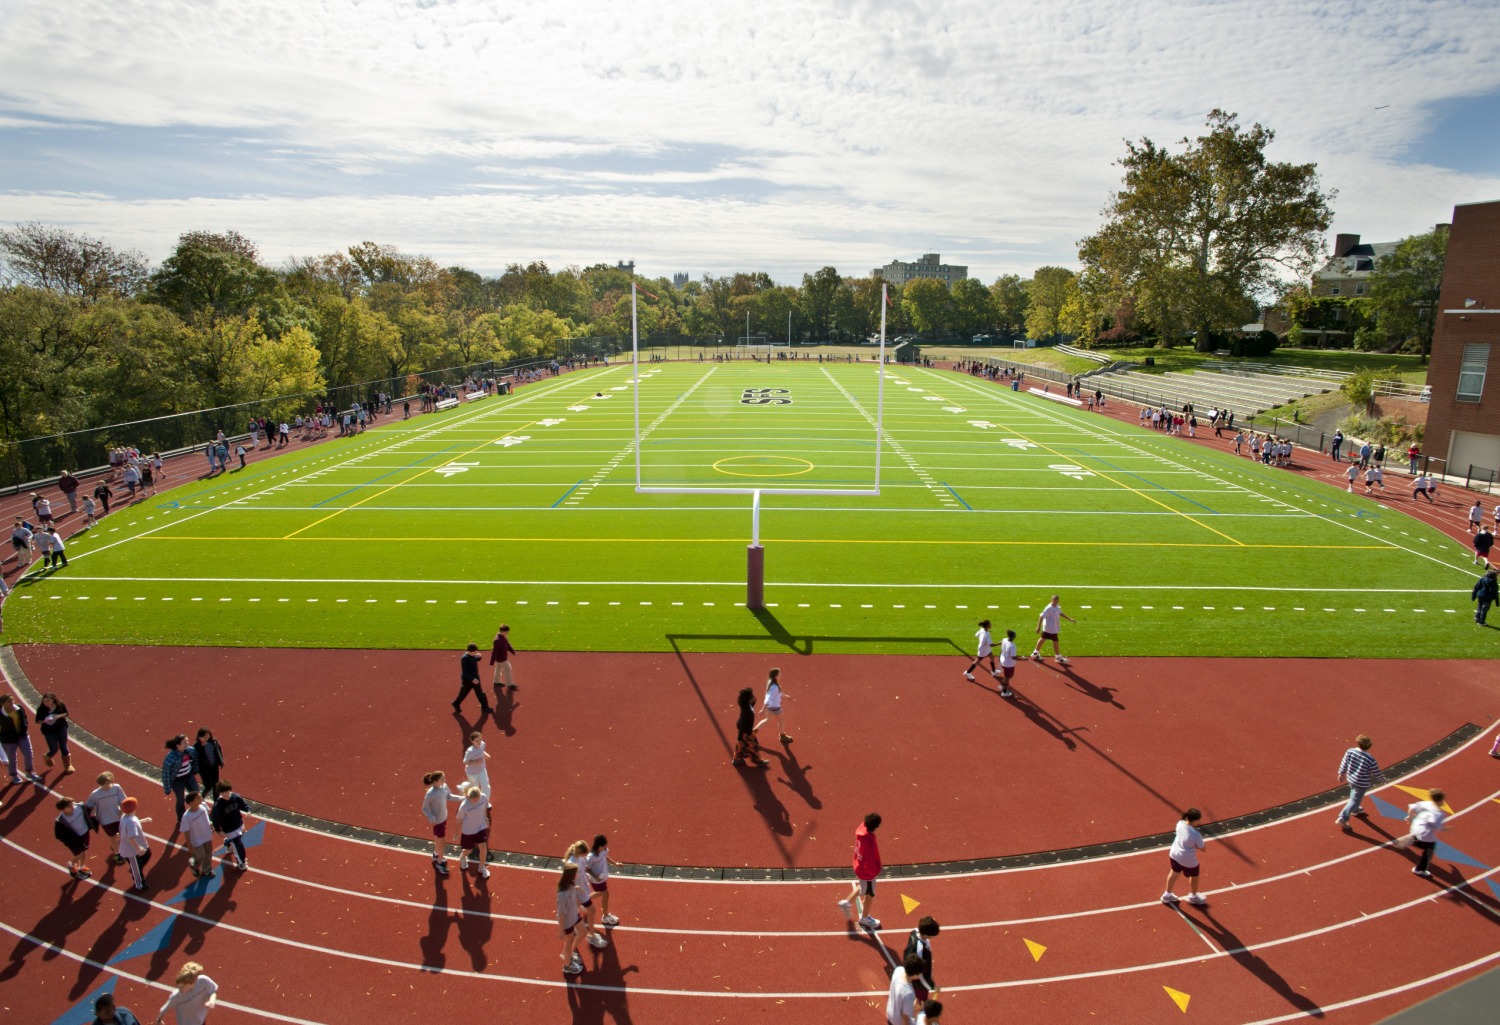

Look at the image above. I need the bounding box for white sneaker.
[1185,893,1206,905]
[563,960,583,975]
[601,914,620,926]
[478,866,490,879]
[459,853,469,870]
[587,932,608,948]
[1057,656,1070,666]
[962,672,975,681]
[858,915,881,930]
[1030,652,1042,662]
[836,898,852,919]
[1161,892,1179,903]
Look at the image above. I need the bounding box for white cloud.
[0,0,1497,280]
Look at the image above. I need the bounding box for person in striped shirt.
[1334,735,1386,831]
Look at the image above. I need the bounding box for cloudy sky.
[1,0,1497,284]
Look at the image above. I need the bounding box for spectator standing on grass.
[962,620,997,682]
[193,729,225,796]
[93,993,142,1025]
[1403,791,1447,878]
[1474,568,1499,626]
[489,623,518,698]
[420,770,463,874]
[85,771,128,864]
[211,780,253,870]
[1030,594,1074,666]
[453,643,492,714]
[837,812,883,930]
[160,734,200,832]
[1474,525,1494,568]
[1334,735,1386,830]
[1470,499,1485,534]
[154,961,217,1025]
[1161,807,1207,905]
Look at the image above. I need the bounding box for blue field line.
[551,481,583,508]
[311,445,459,507]
[941,483,971,510]
[1073,449,1219,514]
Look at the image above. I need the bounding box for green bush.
[1230,330,1279,357]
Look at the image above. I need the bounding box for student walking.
[117,796,153,891]
[1473,526,1494,568]
[1469,499,1485,534]
[85,771,128,864]
[1030,595,1075,666]
[565,839,609,949]
[54,795,93,879]
[1411,474,1434,503]
[963,620,997,681]
[1334,735,1387,830]
[997,628,1018,698]
[452,643,491,714]
[210,781,253,871]
[160,734,200,832]
[11,517,34,569]
[586,834,620,926]
[731,687,769,767]
[420,771,464,874]
[489,624,518,698]
[1403,790,1447,878]
[463,730,491,800]
[837,812,883,930]
[193,729,225,797]
[36,692,72,773]
[1474,568,1499,626]
[557,864,587,975]
[886,953,926,1025]
[903,916,941,1004]
[1,694,43,784]
[1344,462,1359,492]
[93,993,143,1025]
[154,961,217,1025]
[181,792,215,878]
[1161,808,1207,905]
[456,785,491,879]
[756,668,791,743]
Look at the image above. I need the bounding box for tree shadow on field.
[665,608,964,866]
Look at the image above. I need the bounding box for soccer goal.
[629,284,890,608]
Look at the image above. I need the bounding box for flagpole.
[632,283,641,490]
[875,282,886,488]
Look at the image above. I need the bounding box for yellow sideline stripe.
[144,536,1395,551]
[281,422,537,539]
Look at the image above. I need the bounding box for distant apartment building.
[1423,200,1500,481]
[873,253,968,286]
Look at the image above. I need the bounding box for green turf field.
[7,361,1492,658]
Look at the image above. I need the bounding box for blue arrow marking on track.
[1371,795,1407,821]
[106,915,176,965]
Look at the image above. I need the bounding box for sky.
[1,0,1497,285]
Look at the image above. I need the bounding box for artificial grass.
[7,362,1490,658]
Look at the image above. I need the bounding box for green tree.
[799,266,844,340]
[901,278,951,335]
[1023,267,1076,341]
[149,231,286,324]
[989,274,1028,337]
[949,278,996,336]
[1366,226,1448,362]
[1078,110,1334,352]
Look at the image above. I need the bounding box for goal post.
[629,283,890,608]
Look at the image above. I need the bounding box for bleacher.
[1081,366,1334,416]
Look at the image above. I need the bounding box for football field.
[8,361,1487,657]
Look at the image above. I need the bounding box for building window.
[1355,284,1365,295]
[1330,285,1340,295]
[1457,343,1490,402]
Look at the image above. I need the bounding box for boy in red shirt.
[837,812,883,930]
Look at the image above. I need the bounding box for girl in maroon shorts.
[1161,807,1207,905]
[420,771,463,875]
[456,785,491,879]
[558,864,586,975]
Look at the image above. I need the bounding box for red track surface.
[4,363,1500,1024]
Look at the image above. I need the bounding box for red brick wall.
[1423,201,1500,468]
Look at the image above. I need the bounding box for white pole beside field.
[875,283,887,488]
[632,284,641,490]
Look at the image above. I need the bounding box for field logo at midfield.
[740,388,792,405]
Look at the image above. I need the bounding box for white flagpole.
[875,282,887,489]
[632,283,641,490]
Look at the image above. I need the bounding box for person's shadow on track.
[490,688,518,737]
[772,743,821,810]
[419,875,452,972]
[1006,691,1079,750]
[735,761,793,838]
[451,705,492,742]
[0,873,108,996]
[455,874,493,971]
[73,883,152,998]
[1182,906,1324,1017]
[566,935,638,1024]
[1055,665,1125,709]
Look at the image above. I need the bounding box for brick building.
[872,253,968,286]
[1263,229,1443,340]
[1424,200,1500,481]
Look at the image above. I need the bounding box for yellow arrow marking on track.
[900,894,921,915]
[1023,938,1047,962]
[1164,986,1191,1013]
